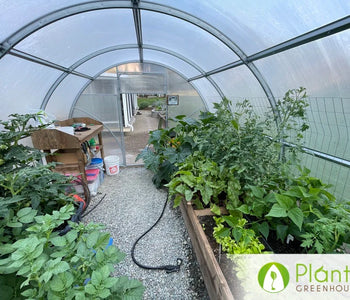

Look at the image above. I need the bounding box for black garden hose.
[59,201,85,236]
[82,193,107,218]
[131,194,183,273]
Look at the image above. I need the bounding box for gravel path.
[83,167,209,300]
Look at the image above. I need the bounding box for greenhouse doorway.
[118,64,168,165]
[72,62,205,166]
[123,94,165,165]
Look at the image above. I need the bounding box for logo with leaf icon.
[258,262,289,293]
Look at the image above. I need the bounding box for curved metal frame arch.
[68,59,209,118]
[0,0,276,111]
[41,43,224,110]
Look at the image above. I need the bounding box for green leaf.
[50,272,74,292]
[210,204,221,215]
[17,265,31,276]
[104,277,118,289]
[258,222,269,239]
[94,233,111,249]
[50,275,65,292]
[222,216,238,228]
[266,204,287,218]
[111,276,145,299]
[0,244,14,255]
[232,228,243,242]
[7,221,22,228]
[50,236,67,247]
[237,204,250,214]
[314,240,324,254]
[249,185,265,199]
[214,227,230,238]
[231,119,239,131]
[96,249,105,263]
[276,225,288,242]
[275,194,294,210]
[54,261,70,274]
[184,189,193,201]
[85,284,97,295]
[283,186,305,198]
[287,207,304,231]
[173,195,182,207]
[100,265,111,279]
[65,230,78,244]
[17,207,37,223]
[21,288,37,298]
[32,254,48,273]
[30,244,44,260]
[91,270,103,286]
[97,288,111,298]
[86,231,100,248]
[201,185,213,205]
[301,238,313,248]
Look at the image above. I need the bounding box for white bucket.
[104,155,120,176]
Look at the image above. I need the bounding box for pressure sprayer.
[131,193,183,273]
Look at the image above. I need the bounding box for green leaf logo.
[258,262,289,293]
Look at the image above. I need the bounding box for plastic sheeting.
[0,0,349,198]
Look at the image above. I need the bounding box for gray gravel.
[83,167,209,300]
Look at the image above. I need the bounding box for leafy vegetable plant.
[0,113,144,299]
[0,204,144,299]
[213,216,266,254]
[166,152,241,212]
[136,115,197,187]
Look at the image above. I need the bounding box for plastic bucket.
[86,158,103,169]
[104,155,120,175]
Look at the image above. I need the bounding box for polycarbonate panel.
[0,55,61,121]
[72,93,124,164]
[142,10,239,72]
[16,9,135,67]
[151,0,350,55]
[117,62,165,73]
[143,49,201,78]
[83,77,118,95]
[191,78,222,112]
[210,65,270,115]
[73,94,120,124]
[45,75,89,120]
[166,70,205,123]
[119,74,166,94]
[0,0,83,41]
[255,31,350,98]
[167,69,197,96]
[75,49,139,76]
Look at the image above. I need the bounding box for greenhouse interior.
[0,1,349,299]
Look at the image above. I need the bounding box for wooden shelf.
[31,117,105,184]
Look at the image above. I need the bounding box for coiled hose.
[131,194,183,273]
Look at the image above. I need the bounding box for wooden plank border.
[180,201,234,300]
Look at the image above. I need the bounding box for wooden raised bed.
[180,201,234,300]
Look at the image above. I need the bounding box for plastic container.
[74,169,100,196]
[86,158,104,184]
[86,157,103,169]
[104,155,120,175]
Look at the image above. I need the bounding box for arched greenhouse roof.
[0,0,350,199]
[0,0,349,116]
